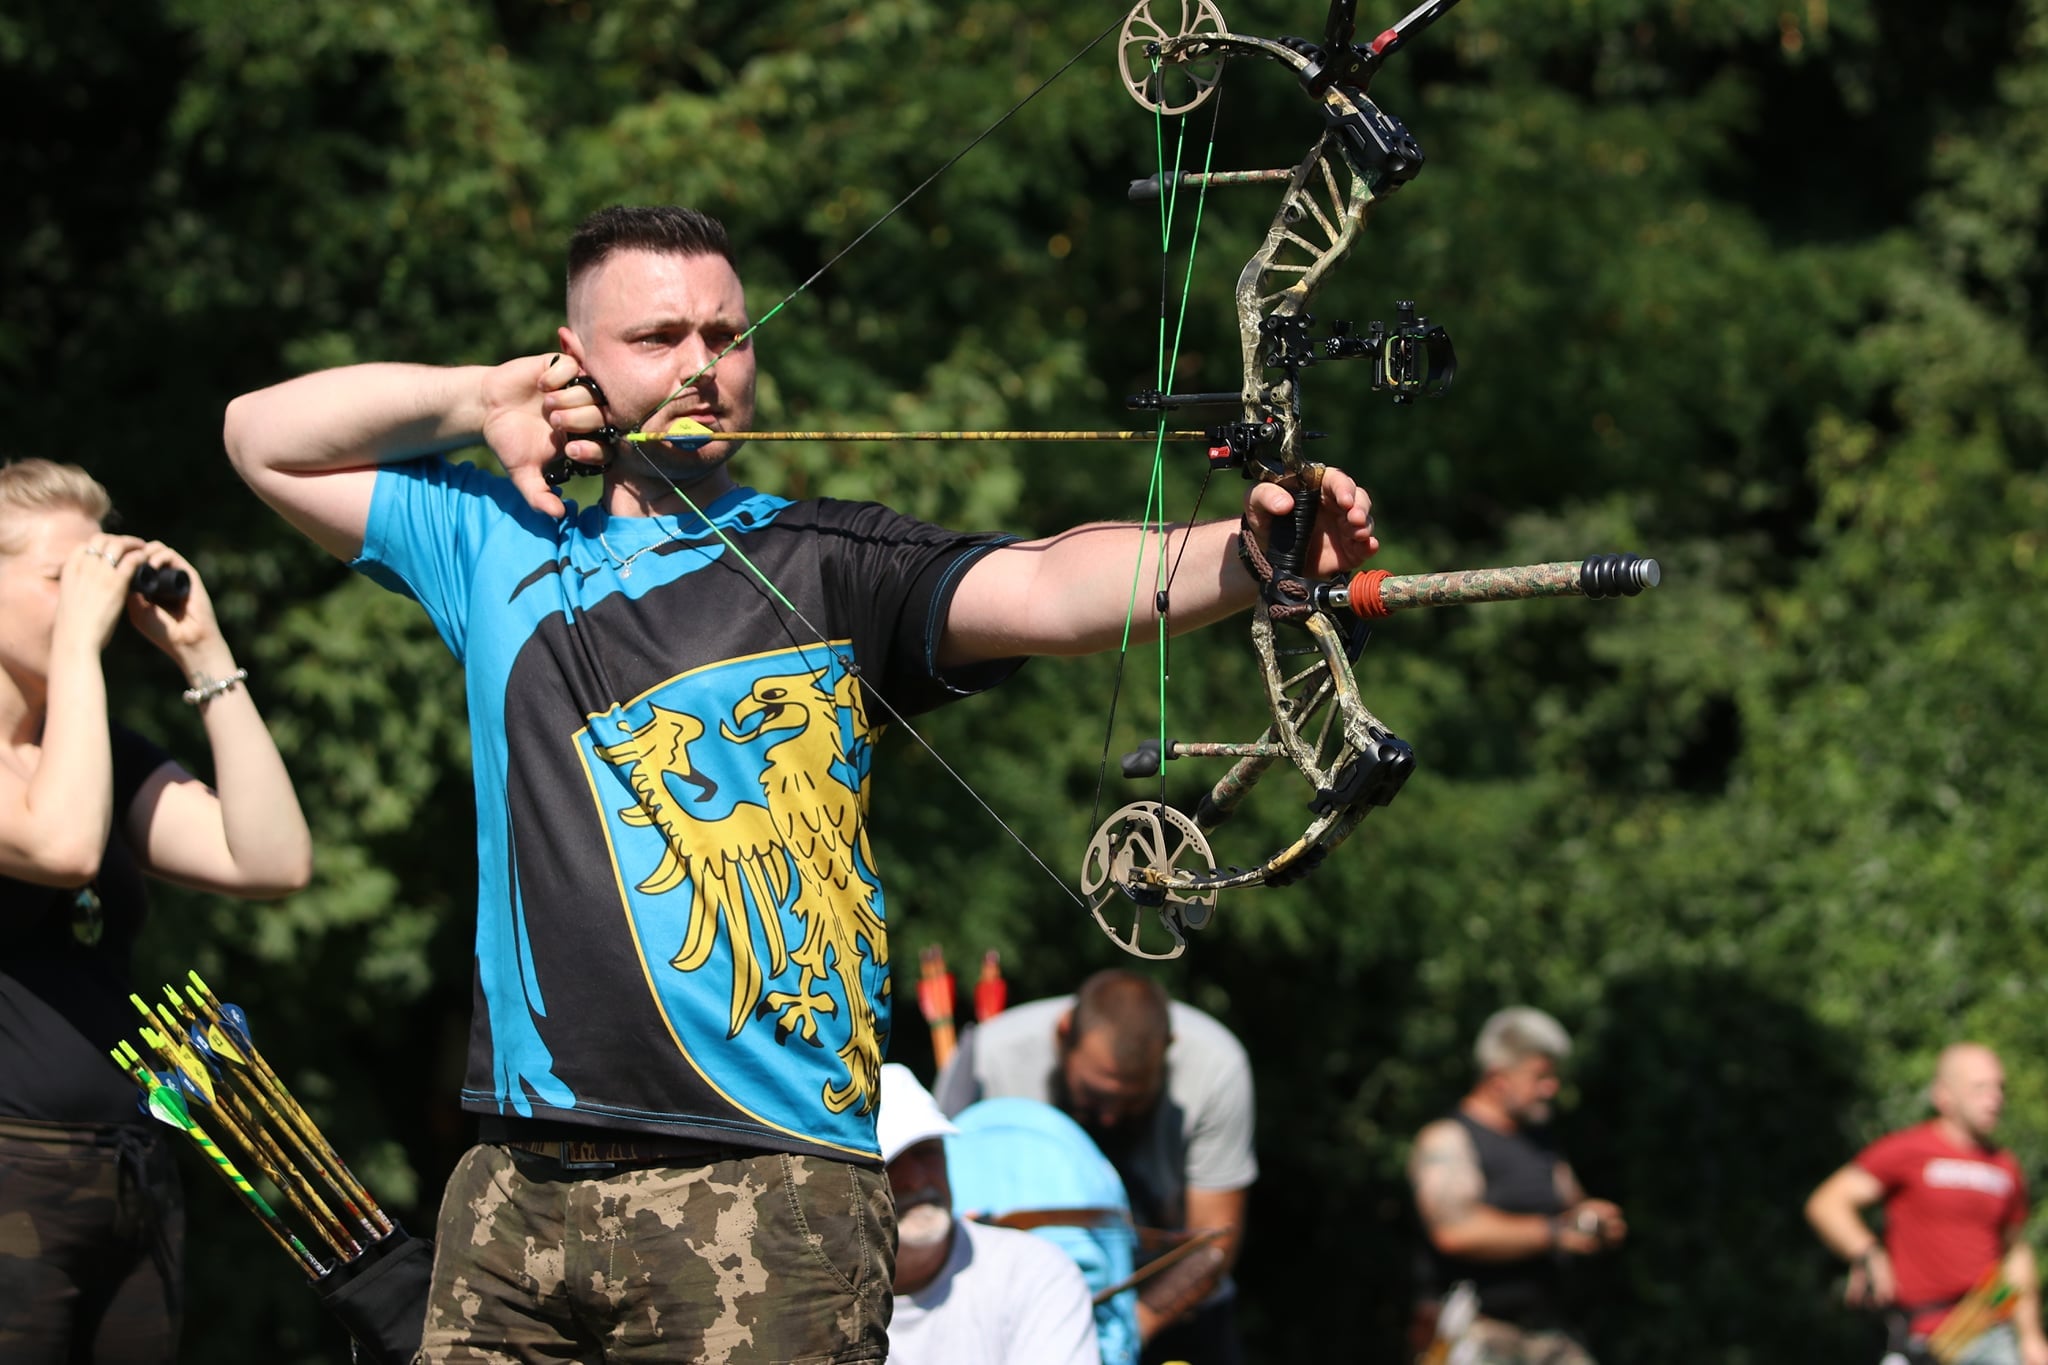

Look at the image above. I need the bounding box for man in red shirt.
[1807,1043,2048,1365]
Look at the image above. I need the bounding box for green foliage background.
[6,0,2045,1357]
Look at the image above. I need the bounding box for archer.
[223,203,1374,1365]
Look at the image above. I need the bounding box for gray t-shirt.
[933,995,1257,1230]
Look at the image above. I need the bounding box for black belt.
[500,1136,749,1171]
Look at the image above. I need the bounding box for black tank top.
[1427,1109,1567,1324]
[0,725,172,1126]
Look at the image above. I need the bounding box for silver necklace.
[599,524,679,579]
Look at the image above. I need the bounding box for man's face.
[1494,1053,1562,1128]
[1056,1023,1165,1140]
[885,1139,954,1250]
[1936,1051,2006,1143]
[561,247,758,487]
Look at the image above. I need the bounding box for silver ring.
[93,547,120,565]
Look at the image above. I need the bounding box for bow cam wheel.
[1081,801,1220,960]
[1119,0,1229,116]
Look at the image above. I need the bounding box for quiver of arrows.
[109,970,431,1365]
[1925,1265,2015,1364]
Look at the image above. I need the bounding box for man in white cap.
[880,1062,1102,1365]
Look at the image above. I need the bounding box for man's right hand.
[486,354,615,519]
[1845,1246,1898,1307]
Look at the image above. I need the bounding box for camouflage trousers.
[418,1143,894,1365]
[1452,1317,1597,1365]
[0,1118,185,1365]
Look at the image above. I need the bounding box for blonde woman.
[0,459,311,1363]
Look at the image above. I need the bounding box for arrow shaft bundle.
[114,972,397,1281]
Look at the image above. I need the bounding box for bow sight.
[1127,301,1455,463]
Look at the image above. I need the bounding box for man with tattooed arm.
[1407,1008,1624,1365]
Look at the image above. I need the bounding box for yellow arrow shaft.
[625,429,1217,444]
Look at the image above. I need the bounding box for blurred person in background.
[881,1063,1100,1365]
[935,968,1255,1365]
[1408,1007,1624,1365]
[1806,1042,2048,1365]
[0,458,311,1364]
[945,1094,1145,1365]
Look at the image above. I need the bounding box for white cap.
[878,1063,958,1164]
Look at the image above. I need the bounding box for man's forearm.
[1135,1237,1229,1340]
[2006,1242,2044,1342]
[1429,1206,1561,1262]
[1806,1193,1881,1261]
[224,363,494,478]
[972,518,1256,660]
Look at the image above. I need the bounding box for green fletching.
[147,1087,194,1130]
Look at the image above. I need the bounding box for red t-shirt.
[1856,1122,2027,1335]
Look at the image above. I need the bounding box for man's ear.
[557,324,584,365]
[1055,1009,1075,1050]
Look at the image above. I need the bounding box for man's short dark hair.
[567,205,734,287]
[1069,970,1171,1075]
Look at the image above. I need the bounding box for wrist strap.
[182,668,248,707]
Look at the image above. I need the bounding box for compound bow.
[1078,0,1660,958]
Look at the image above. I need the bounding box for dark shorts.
[0,1118,185,1365]
[418,1142,894,1364]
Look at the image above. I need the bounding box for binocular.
[132,563,191,608]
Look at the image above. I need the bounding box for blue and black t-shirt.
[356,458,1016,1162]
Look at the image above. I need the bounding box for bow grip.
[1263,478,1321,578]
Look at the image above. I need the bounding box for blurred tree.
[1,0,2041,1359]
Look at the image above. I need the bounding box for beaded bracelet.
[182,668,249,707]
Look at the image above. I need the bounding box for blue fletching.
[187,1023,223,1072]
[220,1003,254,1050]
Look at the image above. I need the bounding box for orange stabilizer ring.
[1347,568,1393,618]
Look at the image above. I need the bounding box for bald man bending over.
[1807,1044,2048,1365]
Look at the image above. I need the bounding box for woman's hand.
[55,534,147,657]
[124,542,228,675]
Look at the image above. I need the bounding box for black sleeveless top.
[1427,1109,1568,1324]
[0,725,173,1126]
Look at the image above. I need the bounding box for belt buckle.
[553,1141,619,1172]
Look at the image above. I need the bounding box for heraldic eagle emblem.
[594,655,887,1117]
